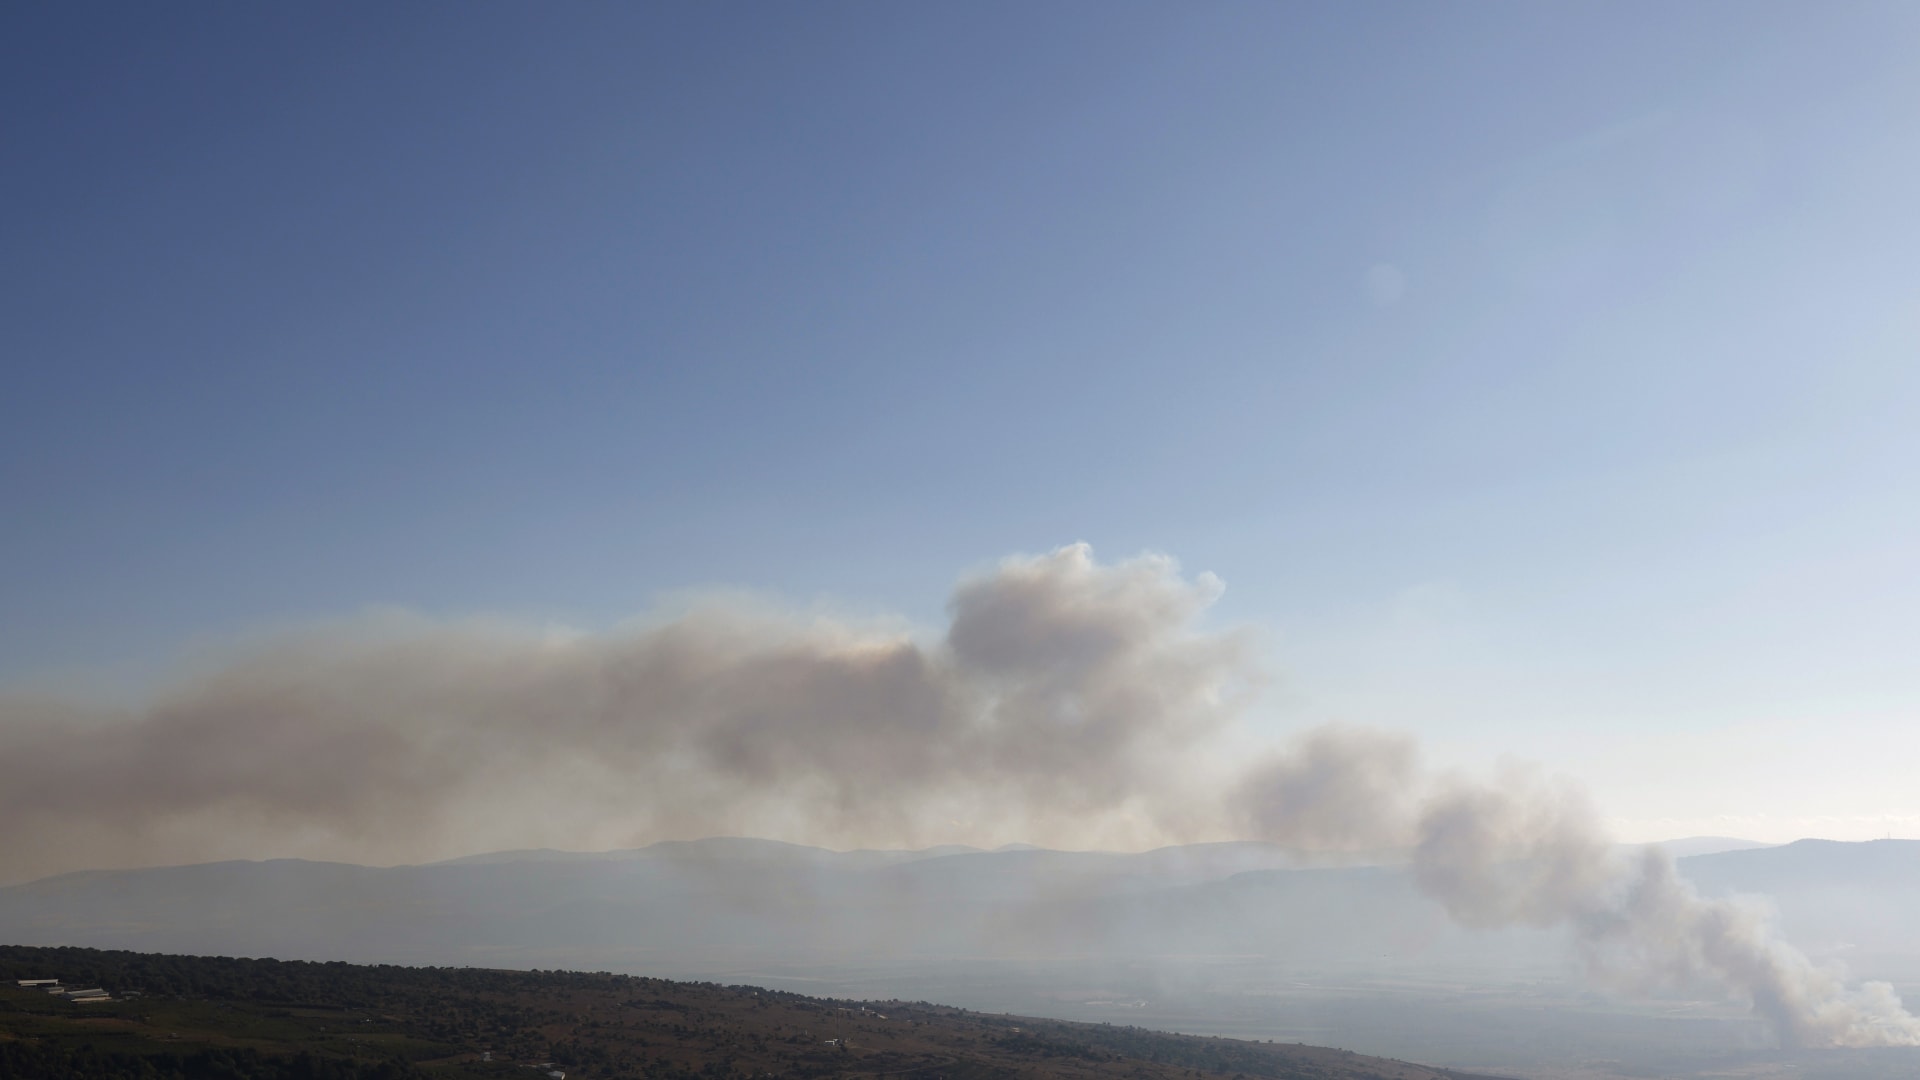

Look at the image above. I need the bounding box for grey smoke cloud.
[2,543,1914,1047]
[1583,849,1920,1048]
[0,545,1249,882]
[1235,732,1920,1047]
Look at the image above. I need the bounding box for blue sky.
[5,3,1919,841]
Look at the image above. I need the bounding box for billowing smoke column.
[1234,730,1920,1048]
[1,544,1914,1047]
[0,545,1250,879]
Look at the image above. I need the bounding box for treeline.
[990,1019,1333,1080]
[0,944,631,1006]
[0,944,1458,1080]
[0,1042,427,1080]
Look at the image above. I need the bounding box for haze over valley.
[5,4,1919,1080]
[6,836,1920,1078]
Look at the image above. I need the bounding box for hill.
[1671,838,1920,966]
[1679,838,1920,891]
[10,836,1877,987]
[0,944,1496,1080]
[2,842,1916,1079]
[0,840,1506,975]
[16,837,1909,997]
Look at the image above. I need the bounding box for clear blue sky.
[5,3,1918,840]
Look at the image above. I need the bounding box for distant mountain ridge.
[427,836,1015,868]
[5,833,1776,885]
[1627,835,1776,858]
[1681,836,1920,885]
[5,835,1906,983]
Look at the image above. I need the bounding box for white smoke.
[1,543,1913,1047]
[1235,730,1920,1048]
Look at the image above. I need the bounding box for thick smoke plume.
[0,545,1249,880]
[1233,730,1920,1048]
[2,544,1914,1046]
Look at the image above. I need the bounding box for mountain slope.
[0,840,1503,974]
[1673,838,1920,962]
[11,837,1906,978]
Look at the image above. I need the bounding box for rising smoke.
[0,545,1249,878]
[0,544,1913,1046]
[1232,723,1920,1047]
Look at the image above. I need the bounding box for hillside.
[0,840,1509,975]
[6,840,1915,1079]
[1676,839,1920,965]
[0,944,1495,1080]
[7,837,1879,989]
